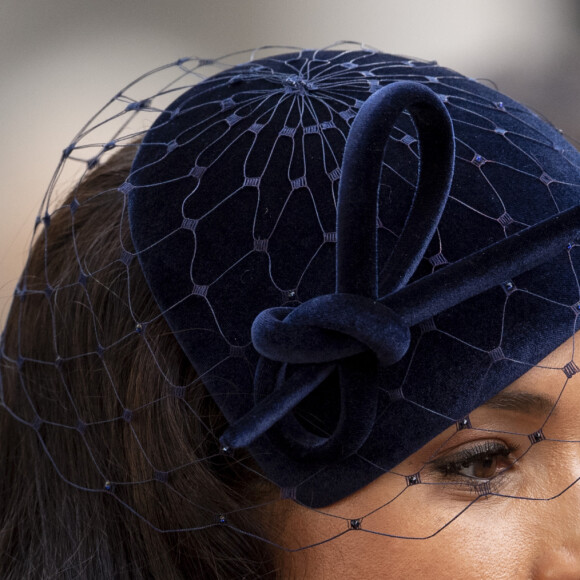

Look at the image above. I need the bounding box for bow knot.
[252,294,410,366]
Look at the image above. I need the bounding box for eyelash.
[430,440,519,492]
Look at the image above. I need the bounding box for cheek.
[341,500,537,580]
[282,492,541,579]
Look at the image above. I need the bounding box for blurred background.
[1,0,579,322]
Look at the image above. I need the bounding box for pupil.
[476,455,496,478]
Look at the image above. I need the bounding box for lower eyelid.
[452,478,501,496]
[423,468,511,497]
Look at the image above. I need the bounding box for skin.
[276,334,580,579]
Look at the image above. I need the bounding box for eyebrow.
[481,391,557,417]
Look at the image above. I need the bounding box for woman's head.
[1,43,580,577]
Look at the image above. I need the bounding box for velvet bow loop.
[220,81,456,461]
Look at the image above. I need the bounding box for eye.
[453,452,502,479]
[433,441,517,481]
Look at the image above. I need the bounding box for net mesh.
[1,42,580,560]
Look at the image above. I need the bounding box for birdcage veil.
[2,41,580,559]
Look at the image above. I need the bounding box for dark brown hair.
[0,145,280,578]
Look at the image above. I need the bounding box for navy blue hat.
[127,48,580,507]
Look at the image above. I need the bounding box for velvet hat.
[122,48,580,507]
